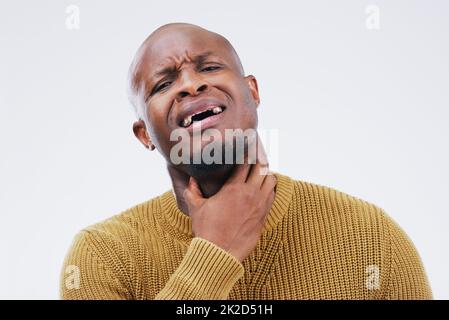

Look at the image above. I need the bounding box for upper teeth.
[182,115,192,127]
[212,106,222,114]
[182,105,223,127]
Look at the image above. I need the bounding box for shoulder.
[287,176,423,247]
[284,174,388,226]
[61,193,168,299]
[282,174,431,298]
[286,175,416,247]
[80,194,164,242]
[64,193,167,266]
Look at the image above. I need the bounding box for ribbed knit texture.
[60,173,432,299]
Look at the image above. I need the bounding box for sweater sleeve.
[60,232,244,300]
[60,231,132,300]
[155,237,244,300]
[383,215,433,299]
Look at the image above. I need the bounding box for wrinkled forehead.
[148,28,228,60]
[131,28,241,89]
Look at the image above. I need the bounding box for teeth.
[181,105,224,127]
[182,115,192,127]
[212,106,223,114]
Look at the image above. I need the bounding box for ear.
[133,119,155,150]
[245,75,260,108]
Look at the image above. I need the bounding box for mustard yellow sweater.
[60,173,432,299]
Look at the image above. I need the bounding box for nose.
[175,69,208,101]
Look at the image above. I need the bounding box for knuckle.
[182,189,190,201]
[225,184,238,193]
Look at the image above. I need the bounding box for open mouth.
[179,105,226,128]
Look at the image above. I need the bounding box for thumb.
[183,176,204,209]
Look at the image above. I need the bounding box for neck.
[167,163,234,215]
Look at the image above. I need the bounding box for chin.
[186,162,235,180]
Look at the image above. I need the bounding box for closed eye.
[200,65,221,72]
[153,81,172,94]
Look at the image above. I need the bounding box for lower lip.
[184,111,226,133]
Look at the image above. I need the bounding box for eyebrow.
[152,51,215,79]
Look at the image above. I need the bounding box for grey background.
[1,0,448,299]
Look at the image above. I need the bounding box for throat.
[167,163,235,216]
[193,164,235,198]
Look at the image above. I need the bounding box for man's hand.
[183,159,277,262]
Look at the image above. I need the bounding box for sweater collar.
[157,172,294,239]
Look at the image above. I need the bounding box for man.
[60,23,432,299]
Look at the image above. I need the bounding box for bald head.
[146,22,242,65]
[128,23,245,116]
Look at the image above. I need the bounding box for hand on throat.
[167,163,235,215]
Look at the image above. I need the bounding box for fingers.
[183,176,204,210]
[257,189,275,228]
[258,179,276,229]
[226,162,252,184]
[246,163,265,186]
[226,134,270,186]
[261,174,277,194]
[246,136,269,186]
[256,134,269,168]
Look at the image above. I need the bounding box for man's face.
[132,25,260,169]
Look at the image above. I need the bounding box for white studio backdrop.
[0,0,448,299]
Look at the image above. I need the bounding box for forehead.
[136,28,236,80]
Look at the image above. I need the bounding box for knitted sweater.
[60,173,432,299]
